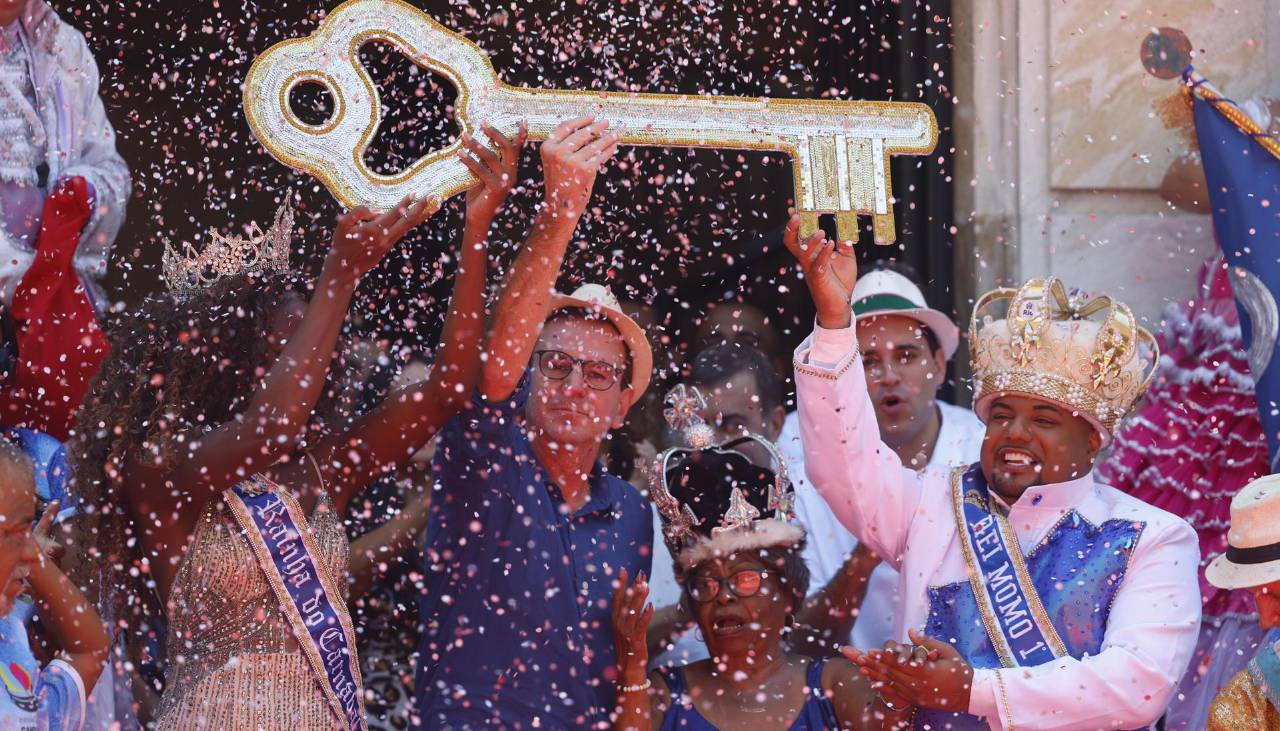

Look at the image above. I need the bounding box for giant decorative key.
[244,0,937,243]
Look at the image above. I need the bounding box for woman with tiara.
[612,385,913,730]
[67,128,527,730]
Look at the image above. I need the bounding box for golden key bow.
[244,0,937,243]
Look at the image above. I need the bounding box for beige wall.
[953,0,1280,329]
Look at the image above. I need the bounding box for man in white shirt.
[784,216,1201,730]
[780,264,985,653]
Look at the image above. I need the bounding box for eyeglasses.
[533,349,623,391]
[686,569,769,603]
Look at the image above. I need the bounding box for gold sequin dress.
[1207,668,1280,731]
[154,488,352,730]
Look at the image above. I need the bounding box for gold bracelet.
[994,670,1014,731]
[619,678,652,694]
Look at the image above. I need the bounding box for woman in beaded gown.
[65,129,525,729]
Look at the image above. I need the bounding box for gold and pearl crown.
[969,277,1159,442]
[162,200,295,300]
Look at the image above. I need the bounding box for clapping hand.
[781,209,857,330]
[611,566,653,686]
[843,628,973,713]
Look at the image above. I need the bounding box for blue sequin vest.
[915,510,1144,730]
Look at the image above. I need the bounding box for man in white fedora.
[783,262,986,653]
[416,116,655,729]
[1206,474,1280,729]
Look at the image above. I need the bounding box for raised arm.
[303,126,526,513]
[612,567,663,731]
[784,214,923,566]
[25,506,109,692]
[480,116,619,403]
[130,196,440,560]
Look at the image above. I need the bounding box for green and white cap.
[850,269,960,359]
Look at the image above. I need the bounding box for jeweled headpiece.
[162,200,295,301]
[969,277,1159,443]
[649,385,802,570]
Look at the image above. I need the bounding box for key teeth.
[872,212,896,246]
[835,211,859,246]
[797,211,820,241]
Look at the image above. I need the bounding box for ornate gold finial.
[970,276,1158,441]
[163,199,295,301]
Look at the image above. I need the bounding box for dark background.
[54,0,954,395]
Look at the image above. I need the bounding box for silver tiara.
[162,200,295,300]
[648,384,795,548]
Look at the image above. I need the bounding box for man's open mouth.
[879,393,908,412]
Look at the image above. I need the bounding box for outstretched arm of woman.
[795,543,881,655]
[304,124,528,514]
[347,475,432,599]
[132,196,440,556]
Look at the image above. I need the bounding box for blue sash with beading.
[952,465,1067,667]
[1249,627,1280,713]
[224,476,366,731]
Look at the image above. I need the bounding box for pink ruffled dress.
[1097,255,1267,729]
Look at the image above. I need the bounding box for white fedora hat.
[547,283,654,398]
[850,269,960,359]
[1205,474,1280,590]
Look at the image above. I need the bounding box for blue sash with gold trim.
[224,476,366,731]
[951,465,1068,667]
[1249,628,1280,713]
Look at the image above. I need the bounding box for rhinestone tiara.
[162,200,295,301]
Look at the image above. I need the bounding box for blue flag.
[1188,68,1280,465]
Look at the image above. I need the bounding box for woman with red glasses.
[611,388,913,730]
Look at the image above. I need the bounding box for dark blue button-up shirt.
[415,375,653,729]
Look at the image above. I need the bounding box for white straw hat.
[547,284,653,397]
[851,269,959,359]
[1206,474,1280,590]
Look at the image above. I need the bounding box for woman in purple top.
[611,395,913,730]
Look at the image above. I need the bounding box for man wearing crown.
[783,215,1202,730]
